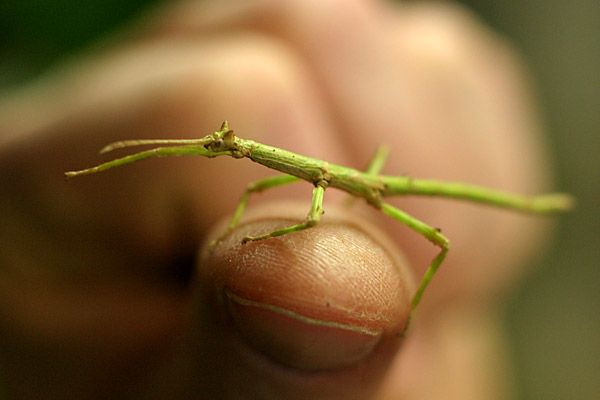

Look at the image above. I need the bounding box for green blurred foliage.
[0,0,160,88]
[458,2,600,400]
[1,1,598,399]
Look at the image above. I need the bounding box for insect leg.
[363,145,390,176]
[209,174,301,248]
[378,203,450,311]
[344,145,389,208]
[241,184,326,244]
[65,144,223,178]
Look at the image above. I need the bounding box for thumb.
[147,202,412,399]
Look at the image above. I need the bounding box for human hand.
[0,1,554,398]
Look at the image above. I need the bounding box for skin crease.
[0,0,556,399]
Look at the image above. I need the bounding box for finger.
[0,30,391,398]
[145,0,408,144]
[145,202,412,400]
[1,32,341,269]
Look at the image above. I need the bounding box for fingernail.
[224,289,383,371]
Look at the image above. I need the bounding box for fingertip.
[193,202,412,398]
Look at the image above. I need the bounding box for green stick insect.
[66,121,574,311]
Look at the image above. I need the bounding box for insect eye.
[214,139,223,148]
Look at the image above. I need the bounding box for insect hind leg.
[378,202,450,312]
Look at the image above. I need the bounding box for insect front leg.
[208,174,301,249]
[241,183,326,244]
[378,203,450,312]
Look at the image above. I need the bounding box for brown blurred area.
[0,1,597,399]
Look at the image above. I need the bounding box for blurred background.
[0,0,597,399]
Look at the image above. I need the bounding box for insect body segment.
[66,121,574,313]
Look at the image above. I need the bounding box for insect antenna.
[99,138,212,154]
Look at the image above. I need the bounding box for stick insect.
[66,121,574,311]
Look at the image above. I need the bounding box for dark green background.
[1,1,598,399]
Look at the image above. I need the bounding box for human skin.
[0,0,554,399]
